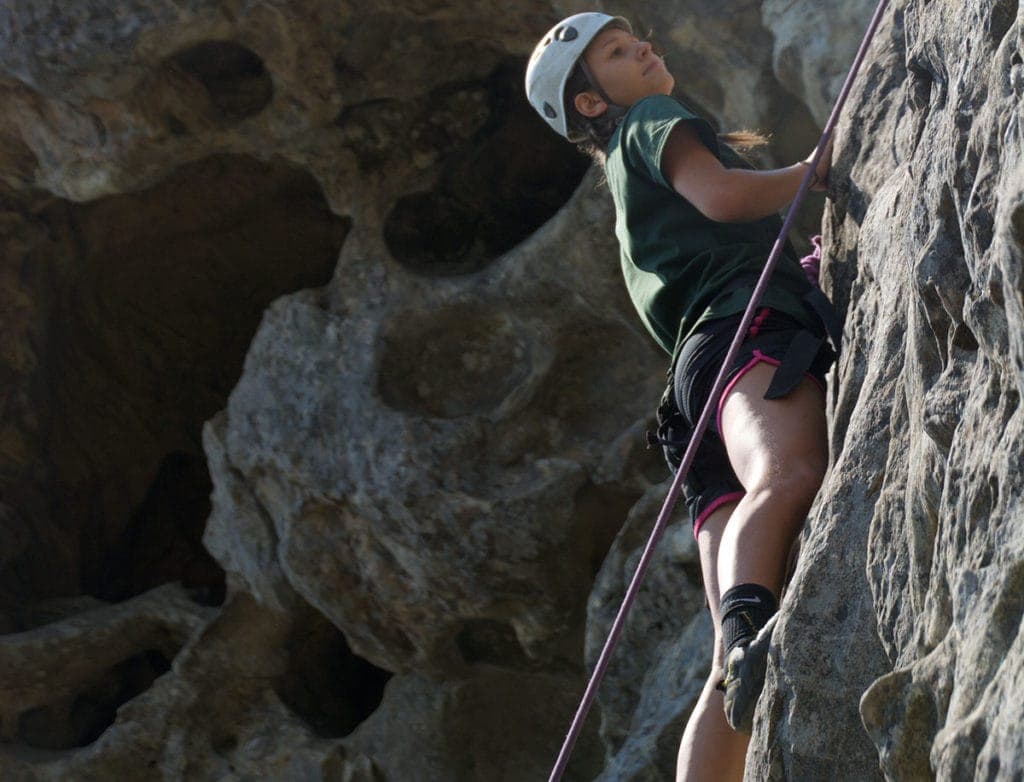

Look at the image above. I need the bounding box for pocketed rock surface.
[745,1,1024,779]
[0,0,1021,780]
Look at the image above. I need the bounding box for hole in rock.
[211,730,239,754]
[988,0,1019,44]
[377,304,530,419]
[0,131,40,185]
[906,62,934,111]
[571,484,645,576]
[457,619,532,667]
[96,451,224,605]
[513,322,656,455]
[989,275,1005,307]
[168,41,273,121]
[1011,201,1024,247]
[951,322,979,352]
[17,649,171,749]
[1004,388,1021,431]
[383,58,589,275]
[165,114,189,137]
[275,610,392,738]
[21,154,349,604]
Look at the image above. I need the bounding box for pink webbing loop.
[548,2,891,779]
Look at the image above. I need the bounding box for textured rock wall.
[0,1,646,777]
[1,0,1020,780]
[749,1,1024,779]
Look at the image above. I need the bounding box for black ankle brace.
[720,583,777,655]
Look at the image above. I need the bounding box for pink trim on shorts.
[693,490,745,539]
[715,349,826,438]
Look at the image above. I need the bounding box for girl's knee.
[749,461,824,509]
[782,459,826,497]
[707,665,725,687]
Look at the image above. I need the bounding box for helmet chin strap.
[577,58,627,123]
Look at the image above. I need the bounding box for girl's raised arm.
[660,124,831,223]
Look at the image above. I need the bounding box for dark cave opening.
[8,154,350,606]
[17,649,172,750]
[167,40,274,121]
[274,610,392,738]
[96,451,223,605]
[382,57,590,276]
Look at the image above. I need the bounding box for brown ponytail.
[718,130,771,150]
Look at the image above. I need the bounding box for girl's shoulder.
[624,94,705,125]
[609,95,720,179]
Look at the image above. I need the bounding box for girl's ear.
[574,90,607,119]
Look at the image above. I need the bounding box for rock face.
[748,1,1024,780]
[0,0,1021,780]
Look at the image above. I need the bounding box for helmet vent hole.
[543,102,557,119]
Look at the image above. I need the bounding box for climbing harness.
[547,2,892,779]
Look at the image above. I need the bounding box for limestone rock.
[747,0,1024,779]
[345,669,605,782]
[212,169,664,674]
[4,0,1020,780]
[762,0,879,126]
[1,1,664,775]
[0,583,214,741]
[585,481,710,781]
[0,589,388,780]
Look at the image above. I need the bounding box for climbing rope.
[548,1,891,779]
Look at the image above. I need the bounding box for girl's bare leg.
[717,362,828,596]
[676,362,826,781]
[676,500,748,782]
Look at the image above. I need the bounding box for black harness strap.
[764,329,827,400]
[804,286,843,353]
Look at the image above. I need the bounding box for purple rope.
[548,1,891,779]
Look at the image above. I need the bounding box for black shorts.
[669,308,833,537]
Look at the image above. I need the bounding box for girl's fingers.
[814,136,833,186]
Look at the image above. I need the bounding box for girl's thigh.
[718,361,827,491]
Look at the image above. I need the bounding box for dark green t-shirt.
[604,94,818,359]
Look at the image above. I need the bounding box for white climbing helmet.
[525,12,632,141]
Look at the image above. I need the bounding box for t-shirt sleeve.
[620,95,721,190]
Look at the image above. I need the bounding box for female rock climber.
[526,13,837,782]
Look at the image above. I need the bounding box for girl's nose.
[637,40,652,58]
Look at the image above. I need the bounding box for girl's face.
[574,26,674,118]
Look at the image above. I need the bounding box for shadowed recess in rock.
[274,610,392,738]
[518,322,655,452]
[165,41,274,122]
[12,154,349,604]
[17,649,171,750]
[457,619,534,668]
[377,303,530,419]
[571,484,648,577]
[96,451,223,605]
[987,0,1019,45]
[382,58,590,275]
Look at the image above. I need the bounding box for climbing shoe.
[718,612,779,734]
